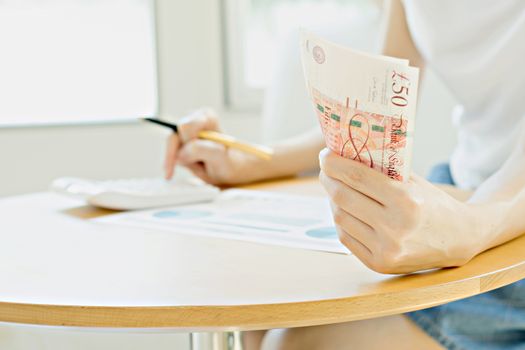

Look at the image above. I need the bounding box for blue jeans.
[407,164,525,349]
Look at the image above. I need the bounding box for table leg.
[189,331,243,350]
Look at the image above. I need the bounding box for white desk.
[1,178,524,350]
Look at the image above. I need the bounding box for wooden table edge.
[1,259,524,331]
[2,176,524,331]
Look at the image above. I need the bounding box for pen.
[143,117,274,161]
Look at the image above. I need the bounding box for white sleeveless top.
[403,0,525,189]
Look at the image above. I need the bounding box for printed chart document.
[301,31,420,181]
[94,190,347,254]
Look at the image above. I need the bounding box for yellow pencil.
[143,118,274,161]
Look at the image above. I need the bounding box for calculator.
[51,177,220,210]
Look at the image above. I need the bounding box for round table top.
[1,177,524,331]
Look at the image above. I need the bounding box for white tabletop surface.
[2,179,525,330]
[0,191,387,308]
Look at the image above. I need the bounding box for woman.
[165,0,525,348]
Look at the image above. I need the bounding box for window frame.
[0,0,159,128]
[221,0,264,112]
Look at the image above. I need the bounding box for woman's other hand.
[164,108,266,185]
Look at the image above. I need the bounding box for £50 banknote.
[300,31,419,181]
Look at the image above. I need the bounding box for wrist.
[230,151,281,184]
[230,138,322,184]
[236,149,305,183]
[465,201,512,257]
[266,142,320,178]
[248,150,301,181]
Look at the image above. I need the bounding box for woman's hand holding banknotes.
[164,108,521,275]
[318,148,513,274]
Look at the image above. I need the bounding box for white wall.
[0,0,260,197]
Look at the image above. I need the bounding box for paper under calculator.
[51,177,220,210]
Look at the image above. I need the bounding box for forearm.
[258,128,325,179]
[381,0,425,77]
[467,151,525,254]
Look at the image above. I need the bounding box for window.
[0,0,157,126]
[222,0,381,110]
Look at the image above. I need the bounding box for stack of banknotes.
[301,31,420,181]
